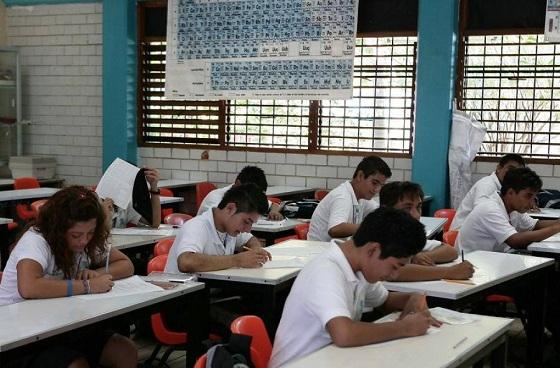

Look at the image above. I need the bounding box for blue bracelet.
[66,279,73,297]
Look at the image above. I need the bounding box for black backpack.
[537,189,560,209]
[281,200,319,219]
[206,333,253,368]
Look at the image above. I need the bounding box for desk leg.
[490,337,507,368]
[526,269,548,368]
[185,287,210,368]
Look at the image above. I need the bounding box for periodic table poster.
[165,0,359,100]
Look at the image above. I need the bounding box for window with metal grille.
[318,37,417,153]
[459,34,560,159]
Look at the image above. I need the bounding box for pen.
[443,279,475,285]
[105,243,111,273]
[461,250,464,262]
[453,336,468,349]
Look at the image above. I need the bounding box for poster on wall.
[545,0,560,41]
[165,0,359,100]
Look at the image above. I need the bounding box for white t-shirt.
[456,192,538,254]
[0,229,96,305]
[308,181,378,242]
[423,239,442,252]
[269,240,389,368]
[164,209,254,273]
[450,172,500,230]
[113,202,142,228]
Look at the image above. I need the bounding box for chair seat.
[486,294,515,303]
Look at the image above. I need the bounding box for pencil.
[105,243,111,273]
[461,250,464,262]
[442,279,475,285]
[453,336,468,349]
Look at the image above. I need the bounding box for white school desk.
[196,239,330,333]
[160,195,184,205]
[528,208,560,219]
[266,186,316,200]
[251,218,304,245]
[284,314,513,368]
[384,250,554,367]
[0,178,65,191]
[159,179,202,189]
[159,180,202,216]
[420,216,446,239]
[110,232,176,251]
[0,187,58,202]
[0,281,209,367]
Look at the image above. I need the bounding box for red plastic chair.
[194,354,207,368]
[164,213,193,226]
[14,177,41,221]
[230,315,272,368]
[160,188,175,221]
[442,230,458,247]
[153,238,175,257]
[274,234,299,244]
[434,208,457,233]
[294,223,310,240]
[30,199,48,219]
[196,182,217,211]
[267,196,282,205]
[314,189,329,201]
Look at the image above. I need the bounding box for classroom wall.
[5,3,102,185]
[0,2,7,45]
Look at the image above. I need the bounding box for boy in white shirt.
[379,181,474,281]
[308,155,391,242]
[269,207,441,368]
[450,154,525,230]
[457,167,560,254]
[165,183,271,273]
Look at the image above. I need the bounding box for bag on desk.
[206,333,253,368]
[537,189,560,208]
[281,200,319,219]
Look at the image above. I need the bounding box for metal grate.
[460,34,560,159]
[318,37,417,153]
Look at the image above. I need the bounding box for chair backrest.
[230,315,272,368]
[433,208,457,233]
[267,196,282,205]
[193,353,207,368]
[294,223,310,240]
[443,230,459,247]
[160,187,174,197]
[147,254,169,273]
[314,189,329,201]
[196,182,217,210]
[13,177,40,190]
[164,213,193,226]
[274,234,299,244]
[31,199,48,219]
[153,239,175,257]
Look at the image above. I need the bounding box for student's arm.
[391,262,474,282]
[326,313,431,347]
[414,244,458,264]
[505,222,560,249]
[91,248,134,280]
[268,203,284,220]
[534,219,560,230]
[17,259,114,299]
[177,250,269,272]
[243,236,272,260]
[144,168,161,227]
[328,223,360,239]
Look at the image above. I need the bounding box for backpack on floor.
[206,333,253,368]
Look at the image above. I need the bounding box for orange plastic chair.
[267,196,282,205]
[153,238,175,257]
[160,188,175,221]
[14,177,41,221]
[193,354,207,368]
[196,182,217,210]
[230,315,272,368]
[442,230,458,246]
[314,189,329,201]
[164,213,193,226]
[274,234,299,244]
[433,208,456,233]
[294,223,310,240]
[31,199,48,219]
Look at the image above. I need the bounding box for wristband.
[149,188,160,195]
[82,279,91,294]
[66,279,73,297]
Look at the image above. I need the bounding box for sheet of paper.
[262,256,307,269]
[144,271,197,283]
[75,275,164,300]
[374,311,440,335]
[110,227,177,236]
[268,246,325,257]
[96,158,139,209]
[255,218,288,227]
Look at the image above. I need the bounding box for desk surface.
[420,216,446,239]
[159,179,202,189]
[266,186,315,197]
[284,314,512,368]
[529,208,560,219]
[383,250,554,299]
[160,196,183,205]
[0,178,64,190]
[0,281,204,352]
[0,187,59,202]
[197,239,330,285]
[0,218,12,225]
[110,227,178,250]
[252,218,303,233]
[528,233,560,253]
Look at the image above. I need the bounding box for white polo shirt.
[113,202,142,228]
[164,209,253,273]
[308,181,378,242]
[269,240,389,368]
[423,239,442,251]
[456,191,538,254]
[197,184,232,215]
[450,172,500,230]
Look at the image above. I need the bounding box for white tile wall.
[6,3,102,185]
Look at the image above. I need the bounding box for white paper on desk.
[110,227,176,236]
[262,256,307,269]
[543,233,560,242]
[429,307,478,325]
[255,218,287,227]
[96,158,139,209]
[374,311,440,335]
[75,275,163,300]
[268,246,324,257]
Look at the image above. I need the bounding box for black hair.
[379,181,424,207]
[236,166,268,192]
[500,167,542,196]
[353,155,392,179]
[218,183,269,215]
[498,154,525,168]
[353,207,426,259]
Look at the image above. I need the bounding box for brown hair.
[33,186,109,278]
